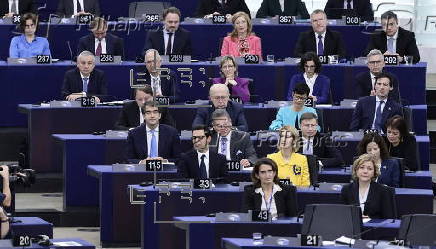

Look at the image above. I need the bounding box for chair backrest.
[398,214,436,246]
[128,2,171,18]
[315,108,324,132]
[390,157,405,187]
[384,185,398,219]
[301,204,362,241]
[304,154,318,187]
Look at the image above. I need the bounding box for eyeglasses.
[213,124,231,129]
[293,95,307,101]
[192,135,206,141]
[368,60,383,65]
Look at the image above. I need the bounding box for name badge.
[78,14,93,24]
[278,15,294,24]
[145,159,163,171]
[384,55,398,65]
[36,55,51,64]
[301,235,321,246]
[252,210,269,222]
[194,179,211,189]
[229,96,241,103]
[169,54,184,63]
[12,14,21,24]
[318,55,329,64]
[244,54,260,64]
[345,15,360,25]
[226,161,241,171]
[81,96,96,107]
[279,179,291,186]
[155,96,170,105]
[304,97,314,107]
[143,14,159,22]
[13,235,31,247]
[100,54,114,63]
[212,14,226,24]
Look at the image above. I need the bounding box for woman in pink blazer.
[220,11,262,58]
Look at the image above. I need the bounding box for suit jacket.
[294,28,346,58]
[56,0,101,17]
[77,33,124,59]
[377,158,400,187]
[221,35,262,58]
[365,27,420,63]
[349,96,402,132]
[287,73,331,104]
[126,124,181,162]
[354,71,400,102]
[384,135,418,171]
[0,0,35,16]
[341,181,396,219]
[192,101,248,131]
[242,184,298,217]
[212,77,250,103]
[209,130,257,164]
[177,149,228,179]
[255,0,309,19]
[298,133,344,167]
[114,100,176,130]
[144,27,192,56]
[137,70,181,103]
[195,0,251,18]
[324,0,374,22]
[60,67,107,100]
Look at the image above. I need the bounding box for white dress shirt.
[163,29,175,55]
[314,31,326,55]
[8,0,19,14]
[146,125,159,156]
[303,73,318,96]
[94,38,107,54]
[218,131,232,160]
[370,72,376,90]
[359,184,370,213]
[343,0,353,9]
[255,184,282,220]
[371,96,387,129]
[386,30,399,53]
[279,0,285,12]
[138,106,144,125]
[197,150,210,178]
[150,75,162,96]
[73,0,85,15]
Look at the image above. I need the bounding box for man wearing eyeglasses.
[298,112,343,167]
[178,125,228,179]
[210,109,257,169]
[355,49,399,102]
[126,101,181,163]
[193,84,248,131]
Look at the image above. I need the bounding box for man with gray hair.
[210,109,257,168]
[61,50,107,102]
[355,49,399,102]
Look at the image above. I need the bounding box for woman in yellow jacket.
[267,126,310,187]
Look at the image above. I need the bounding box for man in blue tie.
[61,50,107,102]
[126,100,181,163]
[178,125,228,180]
[350,72,402,132]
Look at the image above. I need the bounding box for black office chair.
[384,185,398,219]
[398,214,436,246]
[305,154,319,187]
[315,108,324,132]
[390,157,405,188]
[128,2,171,19]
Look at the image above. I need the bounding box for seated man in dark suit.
[209,109,257,168]
[324,0,373,22]
[255,0,309,19]
[56,0,101,17]
[77,17,124,59]
[144,7,192,56]
[140,49,181,103]
[365,11,420,63]
[178,125,228,179]
[61,50,107,102]
[298,112,344,168]
[350,72,402,132]
[192,84,248,131]
[196,0,251,19]
[355,49,400,102]
[127,101,181,163]
[114,86,175,130]
[294,9,346,58]
[0,0,35,17]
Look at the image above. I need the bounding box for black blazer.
[324,0,374,22]
[60,67,107,100]
[255,0,309,19]
[298,133,344,167]
[195,0,251,18]
[192,101,248,131]
[365,27,420,63]
[144,27,192,56]
[77,33,124,59]
[126,123,181,162]
[349,96,403,132]
[114,101,175,130]
[384,135,418,171]
[177,149,228,179]
[341,181,396,219]
[209,130,257,163]
[0,0,35,16]
[242,184,298,217]
[354,71,400,102]
[294,28,346,58]
[56,0,101,17]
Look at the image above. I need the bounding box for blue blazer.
[77,33,124,59]
[377,158,400,188]
[60,68,107,100]
[192,101,248,131]
[287,73,331,104]
[350,96,402,132]
[126,124,181,162]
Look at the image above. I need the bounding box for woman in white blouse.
[242,158,298,219]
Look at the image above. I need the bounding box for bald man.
[192,84,248,131]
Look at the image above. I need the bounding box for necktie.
[317,35,324,55]
[346,0,352,9]
[166,33,173,55]
[11,0,17,14]
[294,115,299,130]
[82,78,89,92]
[305,138,312,155]
[95,40,102,56]
[199,154,207,179]
[150,129,158,157]
[387,38,395,53]
[77,0,83,12]
[374,100,385,130]
[220,136,228,155]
